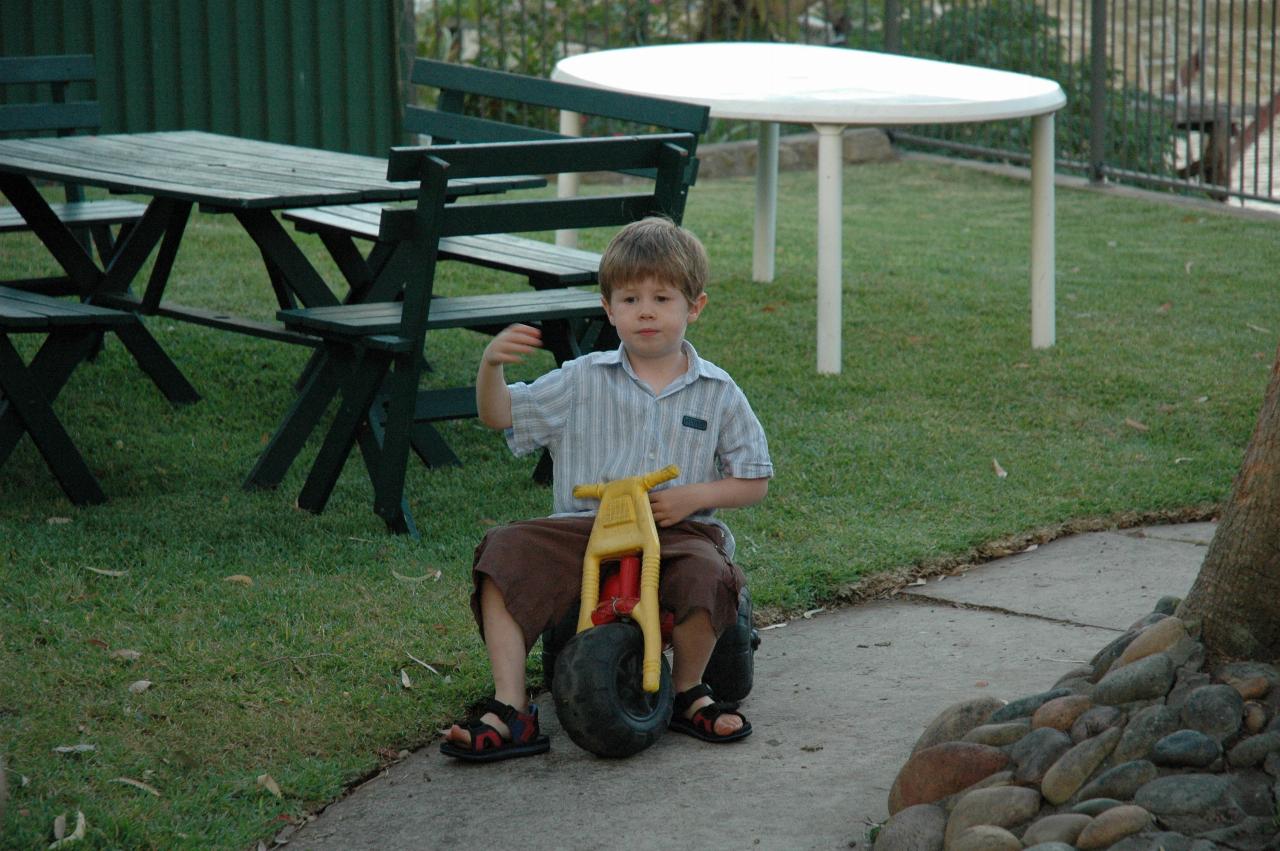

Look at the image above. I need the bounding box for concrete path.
[283,522,1214,851]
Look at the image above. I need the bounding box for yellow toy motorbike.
[548,466,758,758]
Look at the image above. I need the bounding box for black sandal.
[439,698,551,763]
[669,683,752,743]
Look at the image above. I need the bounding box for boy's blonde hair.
[598,217,709,304]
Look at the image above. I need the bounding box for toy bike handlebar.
[572,464,680,501]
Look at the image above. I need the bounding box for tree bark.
[1176,346,1280,662]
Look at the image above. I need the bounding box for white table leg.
[556,109,582,249]
[815,124,844,375]
[1030,112,1056,348]
[753,122,780,282]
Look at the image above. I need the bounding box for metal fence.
[416,0,1279,208]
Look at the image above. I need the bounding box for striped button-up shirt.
[506,341,773,557]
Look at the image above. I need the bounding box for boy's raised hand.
[484,323,543,366]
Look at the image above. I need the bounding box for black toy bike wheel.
[551,622,673,758]
[701,587,759,703]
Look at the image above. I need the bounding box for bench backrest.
[0,54,102,136]
[374,133,694,350]
[404,58,708,190]
[0,54,104,206]
[407,59,709,144]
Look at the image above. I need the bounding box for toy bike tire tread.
[551,622,673,758]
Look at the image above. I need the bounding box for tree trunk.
[1176,347,1280,662]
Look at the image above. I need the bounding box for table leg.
[1030,112,1056,349]
[555,109,583,249]
[753,122,780,282]
[815,124,845,375]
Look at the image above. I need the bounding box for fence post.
[1089,0,1107,183]
[884,0,901,53]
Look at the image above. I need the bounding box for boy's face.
[602,276,707,363]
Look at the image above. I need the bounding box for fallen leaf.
[48,810,85,847]
[1174,457,1194,464]
[992,458,1008,478]
[907,578,926,586]
[46,517,72,525]
[52,744,95,755]
[110,649,142,662]
[760,622,788,631]
[400,669,413,689]
[1184,260,1194,274]
[1246,322,1270,334]
[975,680,990,688]
[1124,417,1150,432]
[1156,302,1172,314]
[1195,396,1209,403]
[128,680,152,694]
[406,652,441,676]
[86,638,109,649]
[375,746,400,760]
[82,566,127,577]
[391,569,441,583]
[224,575,253,587]
[256,773,282,798]
[801,607,825,619]
[111,776,161,796]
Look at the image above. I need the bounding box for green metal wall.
[0,0,410,155]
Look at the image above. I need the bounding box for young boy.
[441,217,772,762]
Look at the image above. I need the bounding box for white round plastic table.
[552,43,1067,374]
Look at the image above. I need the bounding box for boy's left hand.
[649,485,704,528]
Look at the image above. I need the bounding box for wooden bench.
[284,58,709,292]
[0,54,147,294]
[0,285,197,504]
[246,133,696,535]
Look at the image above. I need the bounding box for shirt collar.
[598,340,719,395]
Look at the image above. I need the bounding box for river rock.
[1215,660,1280,688]
[1009,727,1073,785]
[1033,694,1093,732]
[1075,804,1153,849]
[1198,814,1280,848]
[1135,773,1230,813]
[947,824,1021,851]
[962,720,1031,747]
[1181,684,1245,741]
[989,688,1073,724]
[1070,705,1126,743]
[872,803,946,851]
[1024,844,1077,851]
[1106,832,1209,851]
[1166,669,1211,708]
[1151,729,1221,768]
[911,696,1006,754]
[1112,704,1181,763]
[1076,759,1159,802]
[1223,675,1272,700]
[1054,665,1095,690]
[1041,726,1122,804]
[943,786,1042,848]
[1089,630,1141,681]
[1020,812,1092,846]
[1243,701,1269,733]
[1071,797,1126,816]
[1114,616,1187,669]
[1092,653,1175,706]
[888,741,1010,814]
[1228,730,1280,767]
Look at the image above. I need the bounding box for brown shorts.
[470,516,747,653]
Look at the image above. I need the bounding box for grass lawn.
[1,155,1276,848]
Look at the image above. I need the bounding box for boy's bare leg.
[671,609,744,736]
[444,579,529,745]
